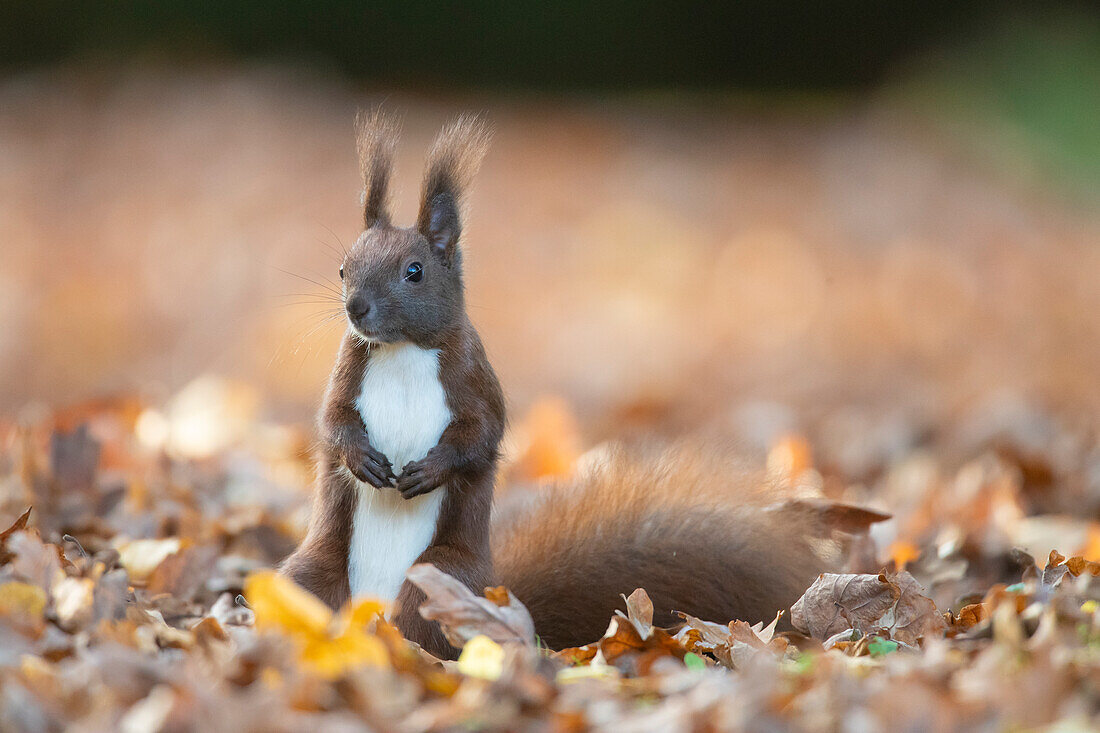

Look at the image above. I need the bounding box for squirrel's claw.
[395,458,444,498]
[344,434,395,488]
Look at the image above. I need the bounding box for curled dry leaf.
[405,563,535,648]
[948,603,990,633]
[559,588,687,671]
[7,531,62,592]
[677,611,788,669]
[0,507,32,565]
[791,571,946,646]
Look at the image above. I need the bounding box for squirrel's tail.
[491,444,885,649]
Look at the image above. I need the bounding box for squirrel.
[281,111,886,659]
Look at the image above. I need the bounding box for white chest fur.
[348,341,451,601]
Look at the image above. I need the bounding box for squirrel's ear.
[355,108,400,229]
[416,114,491,262]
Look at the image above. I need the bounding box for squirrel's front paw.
[341,433,395,489]
[395,448,454,499]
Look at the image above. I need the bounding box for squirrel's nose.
[346,293,371,319]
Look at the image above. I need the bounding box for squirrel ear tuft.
[355,108,401,229]
[416,114,492,261]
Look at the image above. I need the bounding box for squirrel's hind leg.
[280,544,352,610]
[279,465,356,610]
[393,543,492,660]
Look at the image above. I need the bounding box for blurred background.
[2,1,1099,480]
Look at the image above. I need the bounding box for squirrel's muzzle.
[346,292,372,320]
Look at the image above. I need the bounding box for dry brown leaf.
[0,507,33,565]
[791,571,946,645]
[116,538,183,583]
[483,585,511,608]
[949,603,989,632]
[6,531,62,592]
[52,576,95,631]
[559,589,687,671]
[676,611,787,669]
[405,563,535,648]
[147,545,219,599]
[1065,556,1100,577]
[622,587,655,638]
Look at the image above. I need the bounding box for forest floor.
[1,65,1099,730]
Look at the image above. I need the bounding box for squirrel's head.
[340,110,491,346]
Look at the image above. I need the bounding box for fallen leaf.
[147,545,219,599]
[406,563,535,648]
[560,589,688,671]
[209,592,254,627]
[0,507,32,564]
[116,538,183,583]
[246,570,331,638]
[457,635,505,680]
[0,581,47,628]
[484,585,511,608]
[622,587,655,639]
[677,611,788,669]
[119,684,176,733]
[556,663,620,684]
[52,576,95,631]
[950,603,989,632]
[791,572,946,645]
[245,571,388,678]
[6,531,62,592]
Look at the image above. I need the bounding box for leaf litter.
[1,389,1100,731]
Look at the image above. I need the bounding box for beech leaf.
[791,571,946,645]
[406,563,535,648]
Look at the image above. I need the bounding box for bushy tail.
[491,444,885,649]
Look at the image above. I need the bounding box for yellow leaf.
[0,581,46,619]
[457,635,505,680]
[245,571,389,678]
[340,597,388,631]
[246,571,333,638]
[556,663,620,684]
[301,630,388,679]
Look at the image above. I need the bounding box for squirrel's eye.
[339,265,344,280]
[404,262,423,282]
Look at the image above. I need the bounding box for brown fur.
[355,108,400,229]
[283,111,867,660]
[281,112,504,660]
[416,115,492,265]
[492,445,850,649]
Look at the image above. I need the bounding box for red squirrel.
[282,111,882,659]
